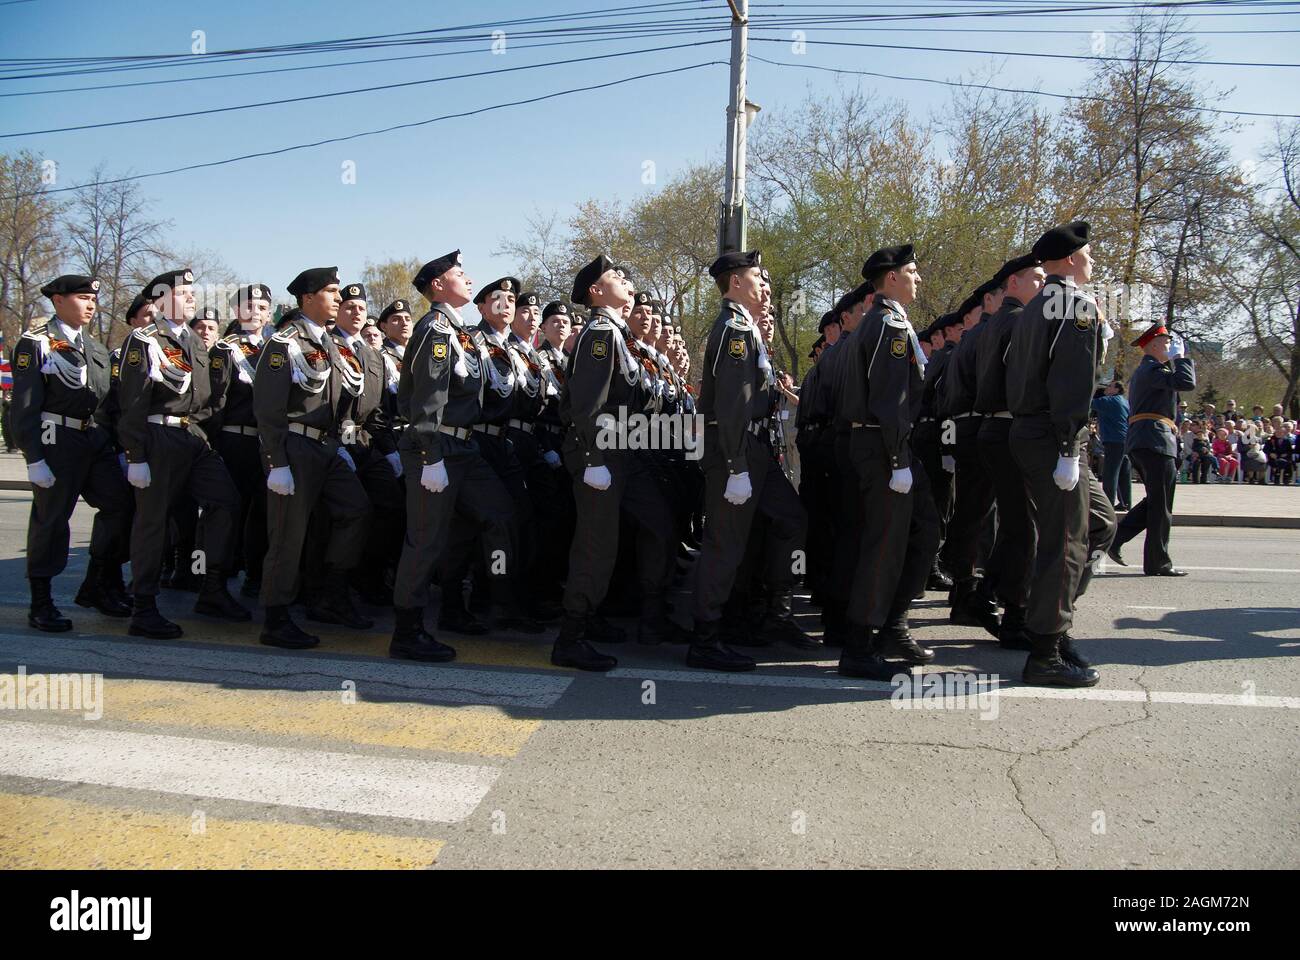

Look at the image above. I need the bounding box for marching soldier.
[376,299,412,439]
[389,251,513,662]
[118,268,247,637]
[13,275,133,631]
[835,245,939,678]
[1108,322,1196,575]
[974,254,1046,649]
[329,283,403,605]
[208,283,273,598]
[254,267,373,649]
[1006,222,1116,687]
[914,312,959,592]
[691,250,808,671]
[794,313,836,606]
[556,254,679,669]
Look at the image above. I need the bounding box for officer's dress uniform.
[1006,273,1116,682]
[693,299,807,669]
[1111,347,1196,574]
[939,310,998,628]
[391,303,515,623]
[12,316,132,629]
[208,325,268,596]
[559,305,676,654]
[974,294,1036,645]
[836,296,939,673]
[118,315,244,635]
[254,313,372,645]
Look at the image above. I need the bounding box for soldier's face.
[237,299,270,326]
[962,306,981,330]
[303,283,342,323]
[130,302,157,329]
[729,267,765,313]
[336,299,367,334]
[1148,334,1171,363]
[511,305,540,341]
[167,284,196,323]
[1007,266,1046,302]
[893,262,920,305]
[362,326,383,349]
[823,321,841,344]
[630,305,653,338]
[478,290,515,329]
[651,315,663,343]
[52,292,97,327]
[543,315,570,348]
[191,318,218,348]
[382,313,412,345]
[590,269,633,310]
[433,267,473,307]
[929,332,944,352]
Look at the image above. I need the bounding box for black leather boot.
[260,604,320,649]
[74,559,131,618]
[875,615,934,664]
[390,607,456,662]
[753,590,821,649]
[998,605,1033,651]
[837,627,901,680]
[637,595,689,645]
[586,613,627,644]
[925,560,954,592]
[128,594,183,639]
[307,569,374,629]
[1058,632,1091,669]
[550,615,617,671]
[165,545,202,592]
[28,577,72,632]
[437,582,488,635]
[195,570,252,621]
[1022,632,1099,688]
[686,619,756,672]
[951,578,1001,639]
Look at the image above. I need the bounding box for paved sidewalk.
[0,451,1296,527]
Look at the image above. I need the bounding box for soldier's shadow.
[1109,607,1300,667]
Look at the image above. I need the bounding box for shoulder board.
[470,330,487,345]
[882,312,909,329]
[587,316,614,331]
[431,313,452,333]
[270,329,299,344]
[215,334,240,348]
[723,315,752,332]
[137,323,157,338]
[27,318,49,335]
[19,329,48,344]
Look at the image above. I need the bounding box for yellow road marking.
[0,793,442,869]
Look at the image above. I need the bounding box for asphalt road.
[0,489,1296,869]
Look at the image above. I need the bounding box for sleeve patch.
[728,337,747,359]
[890,337,907,358]
[210,355,223,370]
[590,339,608,359]
[431,341,448,362]
[1074,317,1091,332]
[125,349,141,367]
[268,352,285,370]
[15,353,30,369]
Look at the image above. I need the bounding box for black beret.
[379,299,411,323]
[958,292,982,318]
[275,307,302,330]
[708,249,761,279]
[862,244,915,278]
[124,292,150,321]
[412,250,461,293]
[233,283,272,308]
[650,299,665,313]
[633,290,654,307]
[807,334,826,359]
[975,277,1001,301]
[41,274,100,298]
[143,268,194,300]
[542,301,570,321]
[571,254,618,306]
[817,309,839,332]
[994,253,1040,287]
[516,291,540,308]
[362,317,379,330]
[190,306,220,327]
[833,280,874,316]
[340,282,367,303]
[473,276,520,305]
[287,266,338,298]
[1032,221,1090,261]
[941,311,964,330]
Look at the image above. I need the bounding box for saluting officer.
[208,283,272,598]
[13,275,133,631]
[556,254,678,669]
[1108,322,1196,576]
[390,251,513,663]
[118,268,246,637]
[835,245,940,678]
[254,267,373,649]
[692,250,808,671]
[1005,222,1116,687]
[973,254,1046,649]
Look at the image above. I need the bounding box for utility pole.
[719,0,756,255]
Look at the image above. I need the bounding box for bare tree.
[0,152,64,341]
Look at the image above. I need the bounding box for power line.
[0,60,726,202]
[751,53,1300,117]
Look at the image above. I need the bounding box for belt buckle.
[179,416,190,428]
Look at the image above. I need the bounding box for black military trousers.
[215,431,267,582]
[912,419,953,545]
[471,431,536,601]
[977,416,1035,609]
[351,443,405,576]
[796,427,835,599]
[522,433,575,599]
[943,416,995,585]
[824,428,861,631]
[1113,448,1177,574]
[129,424,239,596]
[694,431,806,624]
[261,433,369,608]
[26,424,132,580]
[845,427,941,629]
[393,439,515,610]
[562,450,674,619]
[1011,420,1117,636]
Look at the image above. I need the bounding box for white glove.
[337,447,356,471]
[421,460,449,494]
[117,452,127,475]
[724,471,753,505]
[888,467,913,495]
[385,451,403,477]
[27,460,55,489]
[1167,333,1185,360]
[543,450,562,470]
[267,466,295,496]
[127,462,151,490]
[1053,455,1080,491]
[583,465,612,490]
[941,455,956,474]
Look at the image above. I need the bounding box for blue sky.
[2,0,1296,296]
